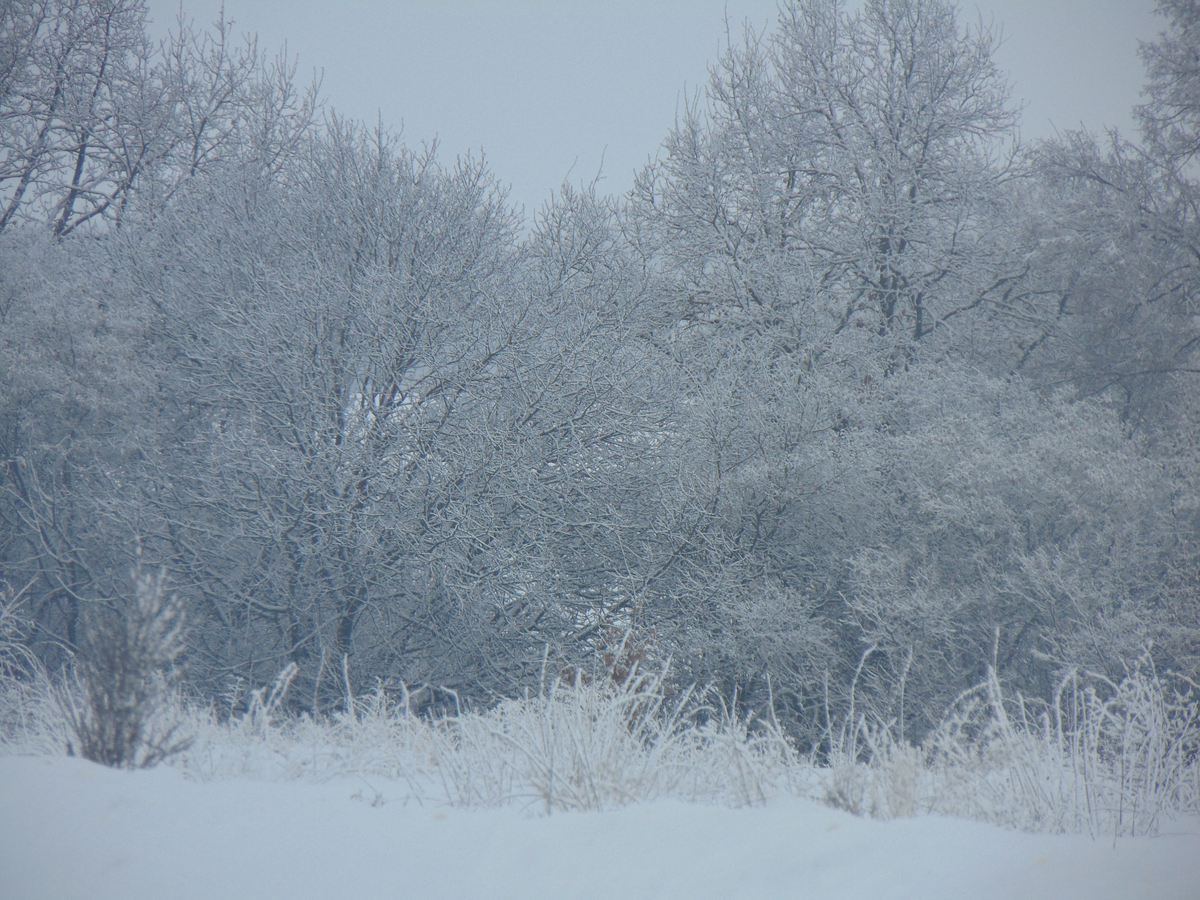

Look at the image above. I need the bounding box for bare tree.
[116,122,678,707]
[1,0,165,234]
[1022,0,1200,434]
[0,1,318,672]
[635,0,1021,357]
[0,0,318,236]
[626,0,1027,737]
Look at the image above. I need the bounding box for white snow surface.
[2,755,1198,900]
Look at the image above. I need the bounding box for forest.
[1,0,1198,765]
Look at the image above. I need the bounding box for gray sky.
[145,1,1161,221]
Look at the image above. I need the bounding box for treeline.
[2,0,1197,747]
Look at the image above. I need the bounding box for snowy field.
[2,754,1198,900]
[3,665,1198,899]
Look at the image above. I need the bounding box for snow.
[2,755,1198,900]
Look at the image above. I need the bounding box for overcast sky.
[145,1,1161,222]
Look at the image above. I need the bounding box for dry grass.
[2,655,1196,835]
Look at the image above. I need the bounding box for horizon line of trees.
[2,0,1197,748]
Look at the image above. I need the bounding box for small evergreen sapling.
[64,566,191,768]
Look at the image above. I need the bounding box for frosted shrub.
[831,659,1200,836]
[167,666,796,810]
[428,671,795,812]
[957,659,1200,836]
[60,568,192,768]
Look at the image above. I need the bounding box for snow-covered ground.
[2,755,1198,900]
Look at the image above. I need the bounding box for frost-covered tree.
[1139,0,1200,170]
[836,367,1198,735]
[1,0,1193,746]
[625,0,1032,737]
[0,226,153,659]
[1023,1,1200,434]
[0,0,317,235]
[114,123,679,706]
[0,2,318,668]
[634,0,1021,359]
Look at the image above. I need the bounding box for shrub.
[61,567,192,768]
[819,655,1200,836]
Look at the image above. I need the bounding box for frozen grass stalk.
[2,652,1196,835]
